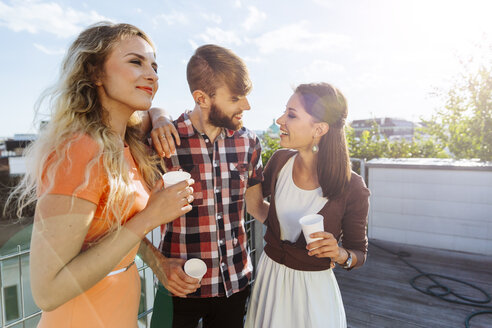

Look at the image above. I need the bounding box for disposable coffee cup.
[184,258,207,282]
[299,214,324,246]
[162,170,191,188]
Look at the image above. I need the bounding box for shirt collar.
[177,111,236,139]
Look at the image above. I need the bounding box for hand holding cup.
[140,175,194,233]
[162,171,191,188]
[162,170,194,204]
[299,214,324,246]
[184,258,207,282]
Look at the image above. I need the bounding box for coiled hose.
[369,241,492,327]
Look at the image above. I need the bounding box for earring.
[312,144,319,153]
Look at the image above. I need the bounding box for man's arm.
[245,184,269,223]
[138,238,200,297]
[146,107,180,158]
[139,111,151,136]
[140,107,172,135]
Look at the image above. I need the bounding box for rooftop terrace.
[334,239,492,328]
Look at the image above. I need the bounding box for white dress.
[245,155,347,328]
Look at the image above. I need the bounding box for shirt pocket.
[229,162,249,202]
[181,165,204,206]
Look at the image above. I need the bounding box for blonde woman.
[7,22,194,327]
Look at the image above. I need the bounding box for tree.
[422,57,492,161]
[260,124,448,172]
[345,124,447,161]
[260,134,281,167]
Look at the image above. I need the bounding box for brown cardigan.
[262,149,370,271]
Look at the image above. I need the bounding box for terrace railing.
[0,218,265,328]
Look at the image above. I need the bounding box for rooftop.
[366,158,492,171]
[350,117,416,127]
[335,239,492,328]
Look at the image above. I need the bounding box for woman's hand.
[306,231,346,265]
[141,178,194,230]
[149,108,180,158]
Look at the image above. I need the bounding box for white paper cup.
[299,214,324,246]
[184,258,207,281]
[162,171,191,188]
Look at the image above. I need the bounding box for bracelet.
[340,249,353,269]
[336,248,348,265]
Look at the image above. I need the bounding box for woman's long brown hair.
[295,82,351,199]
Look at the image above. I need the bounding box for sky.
[0,0,491,137]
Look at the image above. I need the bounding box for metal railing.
[0,218,265,328]
[245,215,265,281]
[0,246,39,328]
[351,158,366,182]
[0,234,160,328]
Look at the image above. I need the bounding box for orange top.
[37,135,150,328]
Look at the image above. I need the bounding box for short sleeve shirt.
[37,134,150,328]
[41,134,150,245]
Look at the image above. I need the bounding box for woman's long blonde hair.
[6,22,161,236]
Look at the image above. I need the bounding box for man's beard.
[208,103,242,131]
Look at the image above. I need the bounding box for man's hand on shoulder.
[148,107,180,158]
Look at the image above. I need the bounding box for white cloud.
[242,6,266,31]
[0,0,108,38]
[197,27,242,46]
[243,56,263,63]
[254,21,350,54]
[297,60,345,82]
[188,39,199,50]
[154,11,188,26]
[201,13,222,24]
[234,0,242,8]
[301,59,345,75]
[33,43,65,55]
[311,0,336,8]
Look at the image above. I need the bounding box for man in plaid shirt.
[139,45,266,328]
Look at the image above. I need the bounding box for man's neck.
[189,105,222,143]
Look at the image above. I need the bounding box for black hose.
[369,241,492,328]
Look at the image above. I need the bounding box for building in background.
[253,118,280,140]
[350,117,418,141]
[265,119,280,138]
[1,134,36,176]
[1,120,48,176]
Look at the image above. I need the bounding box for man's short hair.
[186,44,252,97]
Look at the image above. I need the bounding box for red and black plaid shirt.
[160,112,263,298]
